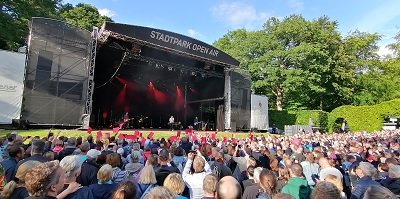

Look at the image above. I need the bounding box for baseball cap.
[87,149,101,159]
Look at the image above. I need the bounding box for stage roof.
[98,22,240,67]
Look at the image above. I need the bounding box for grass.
[0,129,273,140]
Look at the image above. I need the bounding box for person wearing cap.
[78,149,101,186]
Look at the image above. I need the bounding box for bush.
[269,110,297,130]
[328,99,400,132]
[295,110,329,131]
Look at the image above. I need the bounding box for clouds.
[288,0,304,12]
[98,8,116,17]
[187,29,204,38]
[210,2,271,30]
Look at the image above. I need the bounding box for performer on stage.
[194,116,199,131]
[169,116,175,131]
[122,112,129,129]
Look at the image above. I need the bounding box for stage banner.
[250,94,269,130]
[0,50,26,124]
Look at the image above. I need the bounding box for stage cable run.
[96,51,129,88]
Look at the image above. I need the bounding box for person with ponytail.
[110,181,136,199]
[1,160,41,199]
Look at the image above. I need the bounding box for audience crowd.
[0,129,399,199]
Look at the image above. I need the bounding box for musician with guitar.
[194,116,199,131]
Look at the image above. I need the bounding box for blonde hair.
[193,156,205,173]
[144,186,175,199]
[325,175,343,191]
[138,165,157,184]
[203,174,218,195]
[163,173,185,195]
[97,164,113,183]
[2,161,41,199]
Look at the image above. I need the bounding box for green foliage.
[328,99,400,132]
[60,3,112,31]
[295,110,329,131]
[269,110,297,130]
[0,0,62,50]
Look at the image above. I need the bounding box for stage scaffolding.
[21,18,92,126]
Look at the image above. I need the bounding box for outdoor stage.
[18,18,252,132]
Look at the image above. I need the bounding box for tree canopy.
[214,15,400,111]
[0,1,112,50]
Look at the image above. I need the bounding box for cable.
[95,51,129,88]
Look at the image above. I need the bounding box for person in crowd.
[155,149,180,186]
[1,144,25,183]
[1,160,40,199]
[318,157,343,181]
[276,167,290,193]
[182,150,212,199]
[145,186,176,199]
[215,176,242,199]
[78,142,90,163]
[202,174,218,199]
[377,163,389,179]
[146,154,159,167]
[350,162,381,199]
[136,165,158,199]
[164,173,188,199]
[110,180,136,199]
[16,140,51,170]
[310,181,341,199]
[88,164,118,199]
[58,138,77,160]
[78,149,101,186]
[362,184,398,199]
[59,155,93,199]
[300,153,320,186]
[53,140,64,154]
[379,164,400,195]
[242,166,255,190]
[242,169,277,199]
[125,151,144,181]
[172,147,186,172]
[385,158,398,167]
[25,160,81,199]
[211,150,232,180]
[281,163,311,199]
[325,174,347,199]
[272,193,295,199]
[106,153,127,183]
[290,144,305,164]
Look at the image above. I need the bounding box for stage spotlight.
[191,71,196,76]
[180,69,185,74]
[201,73,206,78]
[168,66,173,71]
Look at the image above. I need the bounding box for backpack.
[126,171,139,182]
[0,164,6,192]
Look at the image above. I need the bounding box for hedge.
[295,110,329,131]
[328,99,400,132]
[269,110,297,130]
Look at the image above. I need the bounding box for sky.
[65,0,400,56]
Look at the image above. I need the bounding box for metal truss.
[83,27,99,128]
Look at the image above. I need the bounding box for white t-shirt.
[319,166,343,181]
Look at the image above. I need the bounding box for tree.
[215,15,353,111]
[60,3,112,31]
[0,0,62,50]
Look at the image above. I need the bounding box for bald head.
[216,176,242,199]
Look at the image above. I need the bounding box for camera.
[311,174,319,181]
